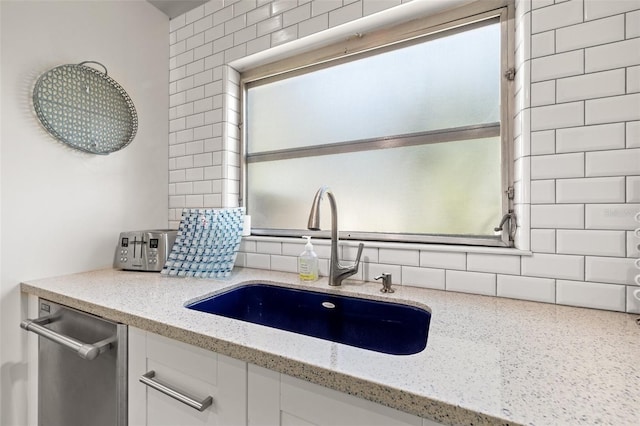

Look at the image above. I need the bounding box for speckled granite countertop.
[21,268,640,425]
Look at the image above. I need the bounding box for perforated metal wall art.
[32,61,137,155]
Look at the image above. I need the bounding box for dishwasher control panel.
[114,230,177,272]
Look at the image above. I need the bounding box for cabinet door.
[248,364,435,426]
[129,327,247,426]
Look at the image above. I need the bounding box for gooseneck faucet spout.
[307,186,364,286]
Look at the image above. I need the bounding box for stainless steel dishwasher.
[21,299,127,426]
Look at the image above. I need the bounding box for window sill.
[241,235,532,257]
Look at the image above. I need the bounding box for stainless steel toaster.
[114,230,177,272]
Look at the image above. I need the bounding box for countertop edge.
[20,282,516,426]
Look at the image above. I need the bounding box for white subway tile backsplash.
[531,130,555,155]
[531,0,582,33]
[186,32,205,51]
[497,275,555,303]
[531,102,584,131]
[283,3,311,26]
[627,121,640,148]
[446,270,496,296]
[234,25,258,45]
[531,0,553,10]
[281,242,305,257]
[556,123,625,153]
[271,0,298,15]
[379,248,419,266]
[240,239,257,253]
[401,266,445,290]
[185,4,204,24]
[176,24,194,42]
[586,256,638,285]
[530,229,556,252]
[363,263,399,283]
[560,177,626,205]
[556,15,624,52]
[225,14,247,35]
[247,34,271,55]
[627,230,640,257]
[585,38,640,73]
[271,25,298,46]
[184,194,204,207]
[521,253,585,280]
[205,25,225,44]
[531,180,555,203]
[584,0,640,21]
[270,255,298,273]
[531,30,555,58]
[213,4,234,26]
[170,15,186,32]
[585,203,640,230]
[467,253,521,275]
[557,229,626,256]
[193,15,213,34]
[185,167,203,181]
[531,153,584,179]
[586,148,640,177]
[627,9,640,38]
[556,280,626,311]
[299,13,329,37]
[245,253,271,269]
[364,0,401,16]
[626,286,640,314]
[556,69,626,103]
[531,80,555,106]
[256,241,282,255]
[247,4,271,25]
[586,93,640,124]
[169,195,185,208]
[257,14,283,36]
[628,66,640,94]
[627,176,640,202]
[311,0,342,17]
[420,251,466,270]
[531,204,585,228]
[330,2,363,27]
[166,0,640,313]
[531,50,583,82]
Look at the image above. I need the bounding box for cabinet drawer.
[129,327,246,426]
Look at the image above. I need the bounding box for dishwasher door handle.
[140,371,213,412]
[20,314,116,361]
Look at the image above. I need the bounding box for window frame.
[240,0,515,247]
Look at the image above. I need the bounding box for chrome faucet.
[307,186,364,286]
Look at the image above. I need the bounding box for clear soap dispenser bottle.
[299,236,319,282]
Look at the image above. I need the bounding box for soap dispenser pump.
[299,236,319,282]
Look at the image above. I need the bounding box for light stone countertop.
[20,267,640,426]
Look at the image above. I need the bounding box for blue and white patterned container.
[161,207,245,278]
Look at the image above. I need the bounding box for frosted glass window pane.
[247,22,500,154]
[247,137,502,236]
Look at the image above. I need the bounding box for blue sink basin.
[186,283,431,355]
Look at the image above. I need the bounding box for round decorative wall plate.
[32,61,138,155]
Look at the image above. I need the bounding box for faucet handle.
[374,273,394,293]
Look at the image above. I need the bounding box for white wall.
[167,0,640,313]
[0,1,169,424]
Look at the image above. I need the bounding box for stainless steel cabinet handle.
[139,371,213,412]
[20,314,116,361]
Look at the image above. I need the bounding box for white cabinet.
[248,364,445,426]
[128,327,246,426]
[129,328,445,426]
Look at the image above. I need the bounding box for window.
[242,1,514,247]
